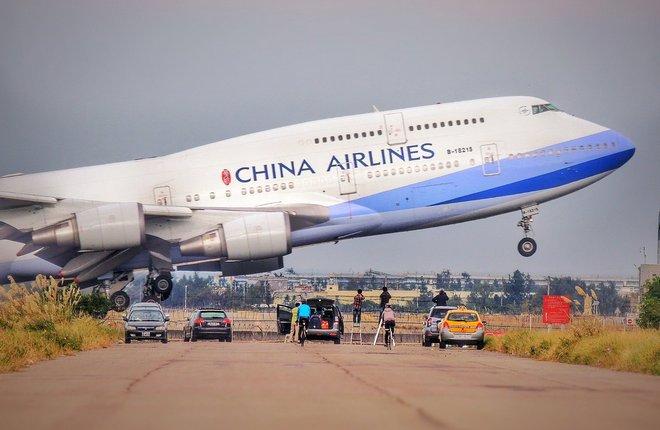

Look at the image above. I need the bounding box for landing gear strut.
[101,272,135,312]
[517,205,539,257]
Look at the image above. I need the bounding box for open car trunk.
[276,304,292,335]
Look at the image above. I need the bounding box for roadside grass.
[0,276,122,373]
[485,319,660,375]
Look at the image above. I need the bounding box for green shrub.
[0,277,121,373]
[76,291,112,318]
[486,322,660,375]
[638,276,660,329]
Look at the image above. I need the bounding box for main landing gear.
[517,205,539,257]
[142,271,173,303]
[103,272,135,312]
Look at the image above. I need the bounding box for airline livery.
[0,96,634,310]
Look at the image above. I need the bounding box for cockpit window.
[532,103,560,114]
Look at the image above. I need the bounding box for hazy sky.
[1,1,658,277]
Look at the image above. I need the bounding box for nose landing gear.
[517,205,539,257]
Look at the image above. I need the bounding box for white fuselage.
[0,96,635,278]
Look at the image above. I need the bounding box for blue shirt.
[298,303,311,320]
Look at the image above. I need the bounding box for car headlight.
[155,325,166,330]
[126,325,137,330]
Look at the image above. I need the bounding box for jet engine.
[32,202,145,250]
[179,211,291,260]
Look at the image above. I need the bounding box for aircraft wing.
[0,196,333,279]
[0,191,59,209]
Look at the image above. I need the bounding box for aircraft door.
[337,166,357,195]
[480,144,501,176]
[153,186,172,205]
[384,112,407,145]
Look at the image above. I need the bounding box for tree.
[638,276,660,329]
[593,281,630,316]
[436,270,451,290]
[502,270,535,313]
[466,280,493,311]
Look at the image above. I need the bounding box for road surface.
[0,341,658,430]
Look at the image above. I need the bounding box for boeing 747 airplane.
[0,96,634,310]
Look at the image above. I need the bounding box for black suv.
[183,308,233,342]
[277,298,344,344]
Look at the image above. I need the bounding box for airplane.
[0,96,635,311]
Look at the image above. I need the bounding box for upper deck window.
[532,103,560,114]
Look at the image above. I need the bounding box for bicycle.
[299,319,308,347]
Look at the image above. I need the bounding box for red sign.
[221,169,231,185]
[542,295,572,324]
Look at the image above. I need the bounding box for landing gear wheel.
[152,274,173,296]
[517,237,537,257]
[110,291,130,312]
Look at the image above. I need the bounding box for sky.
[0,0,658,277]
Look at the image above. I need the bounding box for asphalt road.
[0,341,658,430]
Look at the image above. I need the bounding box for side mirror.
[122,315,127,321]
[164,315,170,322]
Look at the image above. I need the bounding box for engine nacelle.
[32,203,145,250]
[180,211,291,260]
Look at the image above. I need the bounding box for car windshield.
[447,312,478,322]
[129,310,164,322]
[200,311,226,319]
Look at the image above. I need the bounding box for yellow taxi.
[438,306,485,349]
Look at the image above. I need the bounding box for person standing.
[285,303,300,343]
[382,304,396,347]
[353,289,365,324]
[379,286,391,310]
[432,290,449,306]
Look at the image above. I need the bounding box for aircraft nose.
[613,130,635,164]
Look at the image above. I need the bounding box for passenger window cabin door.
[384,112,407,145]
[480,143,501,176]
[276,304,292,335]
[153,186,172,205]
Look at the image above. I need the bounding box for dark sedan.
[183,309,233,342]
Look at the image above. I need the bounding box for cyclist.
[382,304,396,348]
[297,301,311,343]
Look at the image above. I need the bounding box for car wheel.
[226,336,232,343]
[477,341,485,350]
[438,341,447,349]
[124,337,131,344]
[334,338,341,345]
[161,338,168,344]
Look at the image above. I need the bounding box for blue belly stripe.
[436,148,634,205]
